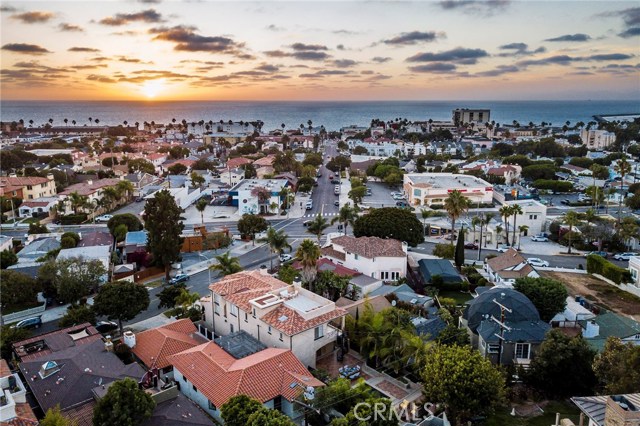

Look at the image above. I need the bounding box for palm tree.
[176,289,200,316]
[517,225,528,250]
[332,204,358,236]
[115,180,134,203]
[564,211,580,254]
[307,214,329,244]
[64,118,68,127]
[420,208,437,237]
[68,191,88,215]
[510,204,523,248]
[471,216,482,244]
[499,205,512,246]
[495,225,503,248]
[259,227,292,271]
[444,190,470,245]
[614,158,632,224]
[101,186,119,210]
[195,198,208,226]
[296,239,320,287]
[210,252,242,276]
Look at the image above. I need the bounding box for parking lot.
[360,180,405,208]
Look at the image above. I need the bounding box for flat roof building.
[403,173,493,206]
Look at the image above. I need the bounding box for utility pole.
[491,296,513,366]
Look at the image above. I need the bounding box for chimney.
[293,275,302,288]
[583,320,600,338]
[87,180,93,186]
[9,173,17,178]
[123,330,136,348]
[104,335,114,352]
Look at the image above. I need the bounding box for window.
[208,400,216,411]
[268,326,272,335]
[515,343,530,359]
[230,324,234,333]
[488,344,500,354]
[230,304,238,317]
[252,308,256,318]
[354,254,359,260]
[279,332,283,342]
[214,294,220,305]
[244,312,248,322]
[27,185,32,190]
[182,375,188,383]
[314,325,324,340]
[631,268,638,281]
[193,384,198,392]
[529,214,537,220]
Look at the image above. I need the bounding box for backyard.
[437,290,474,305]
[486,400,581,426]
[540,271,640,320]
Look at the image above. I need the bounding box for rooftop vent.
[278,315,289,322]
[39,361,60,379]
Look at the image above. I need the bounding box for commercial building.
[503,199,547,236]
[452,108,491,127]
[229,178,289,215]
[403,173,493,206]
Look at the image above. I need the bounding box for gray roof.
[477,320,550,343]
[418,259,462,284]
[413,316,447,340]
[214,331,267,359]
[142,394,213,426]
[463,287,540,334]
[572,394,640,426]
[19,338,145,413]
[17,237,60,261]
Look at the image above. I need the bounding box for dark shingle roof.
[418,259,462,284]
[477,320,550,343]
[463,287,540,333]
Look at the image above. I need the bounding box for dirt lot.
[541,271,640,320]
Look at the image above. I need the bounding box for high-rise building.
[452,108,491,127]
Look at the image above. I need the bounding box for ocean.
[1,100,638,132]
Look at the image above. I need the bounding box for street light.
[198,251,213,284]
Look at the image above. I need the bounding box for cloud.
[438,0,511,15]
[497,42,546,57]
[0,6,17,12]
[87,74,116,83]
[149,25,248,57]
[255,64,279,72]
[290,43,328,51]
[118,56,151,63]
[99,9,164,26]
[138,0,162,3]
[372,56,392,63]
[544,33,591,42]
[91,56,111,62]
[600,7,640,27]
[2,43,51,54]
[299,69,351,78]
[333,29,360,35]
[264,50,289,58]
[332,59,359,68]
[265,24,285,31]
[58,23,84,32]
[406,47,489,64]
[68,47,100,52]
[517,53,634,67]
[292,51,330,61]
[588,53,634,61]
[475,65,520,77]
[408,62,457,73]
[11,11,55,24]
[383,31,444,46]
[619,27,640,38]
[70,64,108,70]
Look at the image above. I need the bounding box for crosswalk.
[303,212,340,218]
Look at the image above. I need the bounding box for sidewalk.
[424,236,584,256]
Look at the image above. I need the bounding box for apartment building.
[581,129,617,150]
[0,174,56,200]
[452,108,491,127]
[403,173,493,206]
[204,270,347,368]
[230,178,288,215]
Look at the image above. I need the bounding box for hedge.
[586,254,632,284]
[532,179,574,192]
[60,214,88,225]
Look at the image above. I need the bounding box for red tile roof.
[210,270,288,298]
[321,246,346,261]
[169,343,323,408]
[0,176,51,187]
[330,235,406,258]
[0,359,11,377]
[60,178,120,196]
[131,319,207,369]
[226,157,252,169]
[261,304,347,336]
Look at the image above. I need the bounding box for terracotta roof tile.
[210,270,288,296]
[169,343,323,408]
[330,236,406,259]
[131,319,207,369]
[226,157,252,169]
[261,305,347,336]
[321,246,346,261]
[60,178,120,196]
[0,359,11,377]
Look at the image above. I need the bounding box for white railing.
[2,302,46,324]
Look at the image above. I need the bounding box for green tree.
[0,325,30,360]
[107,213,142,236]
[296,239,320,285]
[43,258,106,305]
[61,232,80,249]
[128,158,155,174]
[331,397,397,426]
[157,282,187,309]
[526,329,597,398]
[221,395,264,426]
[353,207,423,247]
[113,224,128,242]
[433,243,454,259]
[41,405,74,426]
[211,251,242,276]
[306,214,330,243]
[58,304,96,328]
[348,185,367,206]
[277,264,298,284]
[190,171,205,188]
[564,210,580,254]
[614,157,632,224]
[175,288,200,317]
[246,407,295,426]
[510,204,523,247]
[444,190,470,245]
[28,221,49,234]
[420,344,506,424]
[259,227,291,271]
[332,203,358,236]
[454,228,465,271]
[144,189,184,280]
[513,277,568,322]
[314,270,351,301]
[0,249,17,269]
[237,214,268,245]
[167,163,188,175]
[195,198,208,226]
[93,378,155,426]
[499,205,512,246]
[592,337,640,394]
[92,282,150,336]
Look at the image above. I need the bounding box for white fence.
[2,302,46,324]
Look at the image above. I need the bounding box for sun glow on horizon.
[140,79,166,99]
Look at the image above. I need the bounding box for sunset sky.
[1,0,639,101]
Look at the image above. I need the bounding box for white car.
[95,214,113,223]
[497,244,513,253]
[279,254,292,262]
[527,258,550,267]
[531,235,548,242]
[613,252,639,261]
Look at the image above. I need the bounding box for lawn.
[437,290,473,305]
[486,400,581,426]
[21,217,42,224]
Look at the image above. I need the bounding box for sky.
[1,0,639,101]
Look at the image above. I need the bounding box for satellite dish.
[391,300,397,307]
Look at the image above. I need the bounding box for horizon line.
[1,99,637,103]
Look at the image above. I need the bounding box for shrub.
[586,254,632,284]
[60,214,87,225]
[433,243,454,259]
[532,179,574,193]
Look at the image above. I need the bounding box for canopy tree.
[92,282,150,336]
[353,207,423,246]
[514,277,568,322]
[144,190,184,280]
[93,378,155,426]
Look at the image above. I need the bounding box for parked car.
[169,274,190,285]
[531,235,549,242]
[303,220,312,227]
[279,254,293,262]
[306,200,313,210]
[95,321,118,334]
[334,200,340,207]
[613,252,639,261]
[135,197,144,202]
[464,242,479,250]
[12,316,42,329]
[497,244,513,253]
[95,214,113,223]
[316,172,322,178]
[444,233,457,241]
[585,251,608,258]
[527,258,550,267]
[395,201,408,207]
[331,179,340,184]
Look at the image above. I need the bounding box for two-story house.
[321,235,408,281]
[0,174,56,200]
[204,270,347,368]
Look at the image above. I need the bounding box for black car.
[303,220,312,227]
[95,321,118,334]
[12,316,42,329]
[169,274,190,285]
[464,242,479,250]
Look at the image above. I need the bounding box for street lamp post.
[198,252,213,283]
